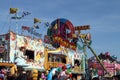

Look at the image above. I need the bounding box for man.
[16,70,27,80]
[8,64,17,80]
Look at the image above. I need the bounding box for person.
[0,71,4,80]
[10,31,16,41]
[9,64,17,80]
[16,70,27,80]
[15,47,27,65]
[52,71,59,80]
[92,77,99,80]
[32,69,38,80]
[35,51,41,62]
[41,73,46,80]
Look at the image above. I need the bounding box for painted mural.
[9,31,45,70]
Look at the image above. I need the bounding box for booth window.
[25,50,34,60]
[48,53,66,63]
[74,59,80,66]
[62,58,66,63]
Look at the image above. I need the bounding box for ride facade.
[0,18,91,80]
[88,52,120,79]
[0,8,93,80]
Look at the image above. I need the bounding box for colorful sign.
[47,18,77,50]
[53,35,76,50]
[9,31,45,69]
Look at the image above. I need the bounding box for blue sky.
[0,0,120,59]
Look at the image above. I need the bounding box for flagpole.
[15,13,18,34]
[21,28,23,35]
[21,23,23,35]
[14,13,18,62]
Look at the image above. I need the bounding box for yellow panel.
[0,62,15,67]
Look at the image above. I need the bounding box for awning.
[23,66,45,71]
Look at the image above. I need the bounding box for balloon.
[66,64,71,69]
[47,68,58,80]
[41,73,46,79]
[66,68,71,74]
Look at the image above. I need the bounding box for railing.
[47,62,65,69]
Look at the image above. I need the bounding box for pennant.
[22,26,30,30]
[44,22,49,27]
[5,33,9,40]
[11,16,22,19]
[34,18,41,24]
[10,8,18,14]
[22,11,31,18]
[44,35,51,43]
[34,24,39,29]
[27,27,42,37]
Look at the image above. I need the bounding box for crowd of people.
[0,67,46,80]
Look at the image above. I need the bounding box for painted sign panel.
[9,31,45,69]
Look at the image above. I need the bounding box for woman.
[15,47,27,65]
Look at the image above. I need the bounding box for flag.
[22,26,30,30]
[22,11,31,18]
[10,8,18,14]
[34,24,39,29]
[34,18,41,24]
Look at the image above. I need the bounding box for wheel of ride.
[47,18,75,48]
